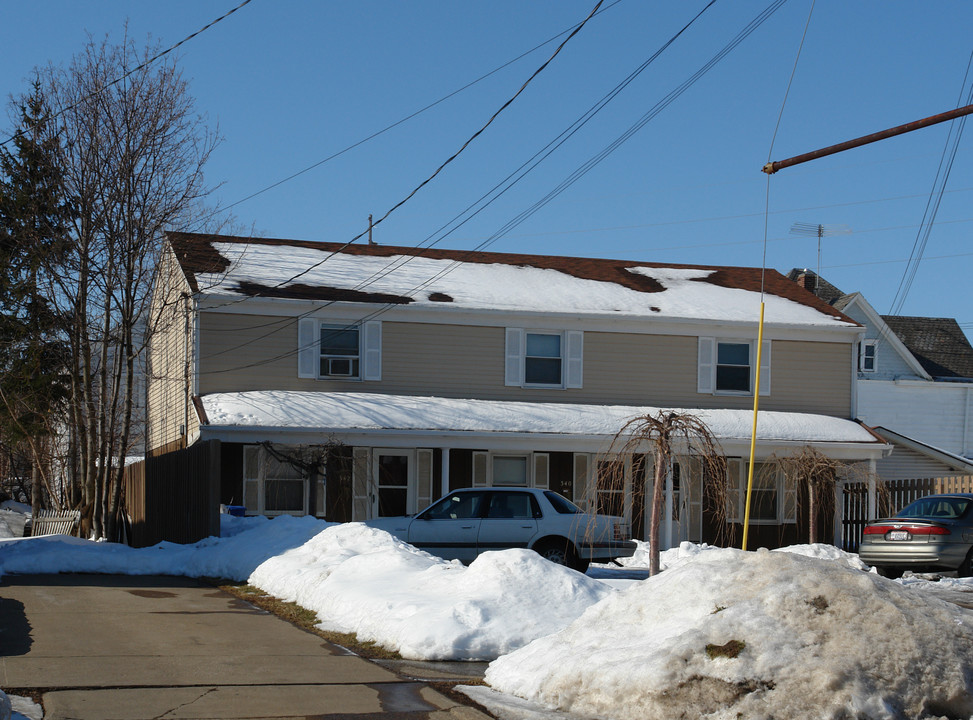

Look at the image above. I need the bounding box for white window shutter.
[533,453,550,490]
[472,451,489,487]
[573,452,591,509]
[565,330,583,388]
[416,449,434,512]
[697,337,715,393]
[298,318,317,379]
[363,321,382,381]
[505,328,524,386]
[759,339,771,396]
[352,447,371,520]
[726,459,741,522]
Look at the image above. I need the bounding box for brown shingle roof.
[881,316,973,380]
[168,231,856,322]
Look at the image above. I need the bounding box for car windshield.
[544,490,583,514]
[895,496,972,520]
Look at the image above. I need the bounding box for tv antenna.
[789,222,851,289]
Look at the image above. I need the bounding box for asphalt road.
[0,574,492,720]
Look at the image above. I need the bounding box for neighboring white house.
[788,269,973,483]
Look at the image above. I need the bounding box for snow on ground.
[251,524,612,659]
[486,548,973,720]
[2,506,973,719]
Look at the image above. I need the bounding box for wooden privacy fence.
[123,440,221,548]
[840,475,973,552]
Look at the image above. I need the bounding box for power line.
[888,49,973,315]
[202,0,606,315]
[214,1,624,219]
[197,0,795,375]
[0,0,253,149]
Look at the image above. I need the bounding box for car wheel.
[874,566,904,580]
[535,538,580,570]
[957,549,973,578]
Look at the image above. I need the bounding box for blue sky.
[3,1,972,332]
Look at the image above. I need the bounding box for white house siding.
[858,380,973,458]
[195,315,853,418]
[841,304,921,381]
[874,440,970,482]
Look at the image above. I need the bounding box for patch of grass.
[213,580,401,660]
[705,639,746,659]
[807,595,829,614]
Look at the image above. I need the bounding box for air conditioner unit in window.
[327,358,353,376]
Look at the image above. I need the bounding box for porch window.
[243,446,308,516]
[596,459,625,517]
[726,460,796,525]
[493,455,528,486]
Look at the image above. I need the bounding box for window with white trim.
[493,455,528,486]
[320,324,360,378]
[859,339,877,373]
[698,337,770,396]
[725,460,796,525]
[298,319,381,381]
[505,328,583,389]
[243,445,308,516]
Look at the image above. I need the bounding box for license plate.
[887,530,910,541]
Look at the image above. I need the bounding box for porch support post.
[441,448,450,497]
[663,458,674,551]
[866,458,877,520]
[833,476,844,548]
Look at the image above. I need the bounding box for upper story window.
[525,333,562,385]
[859,339,878,373]
[716,342,751,392]
[697,337,771,397]
[298,319,381,381]
[505,328,583,389]
[320,325,360,378]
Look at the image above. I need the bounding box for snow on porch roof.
[169,232,857,327]
[198,391,883,448]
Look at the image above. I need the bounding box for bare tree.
[605,412,727,576]
[29,34,219,538]
[771,447,875,545]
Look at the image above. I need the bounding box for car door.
[407,491,485,563]
[477,490,539,554]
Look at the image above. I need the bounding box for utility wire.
[0,0,253,148]
[202,0,605,314]
[200,0,794,375]
[213,0,623,219]
[888,49,973,315]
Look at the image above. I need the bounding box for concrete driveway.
[0,574,491,720]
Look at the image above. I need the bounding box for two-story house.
[788,269,973,486]
[146,233,889,549]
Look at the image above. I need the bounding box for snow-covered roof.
[170,233,858,327]
[198,390,882,448]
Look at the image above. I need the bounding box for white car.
[364,487,636,573]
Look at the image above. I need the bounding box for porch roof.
[196,391,889,460]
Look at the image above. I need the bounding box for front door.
[373,449,413,517]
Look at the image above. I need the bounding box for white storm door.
[372,449,413,517]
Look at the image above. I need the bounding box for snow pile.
[773,541,870,571]
[250,524,613,660]
[485,548,973,720]
[0,514,327,582]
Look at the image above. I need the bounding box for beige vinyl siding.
[197,315,852,417]
[876,442,969,482]
[146,248,196,450]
